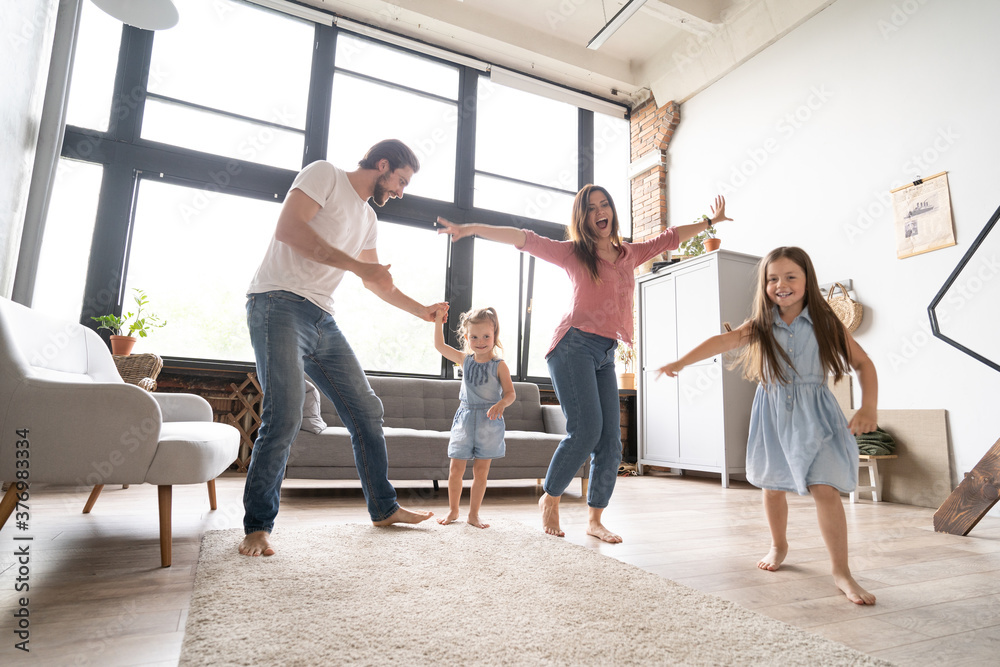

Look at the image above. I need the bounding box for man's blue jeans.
[544,327,621,508]
[244,291,399,533]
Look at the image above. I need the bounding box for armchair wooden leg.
[581,478,589,497]
[158,485,172,568]
[207,479,218,511]
[83,485,104,514]
[0,484,19,530]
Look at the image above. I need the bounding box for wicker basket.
[113,353,163,392]
[826,282,863,333]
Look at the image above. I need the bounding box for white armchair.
[0,297,240,567]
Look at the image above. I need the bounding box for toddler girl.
[434,307,515,528]
[657,246,878,605]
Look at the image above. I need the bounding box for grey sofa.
[287,376,588,492]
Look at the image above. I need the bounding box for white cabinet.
[637,249,761,486]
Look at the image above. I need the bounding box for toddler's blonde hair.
[457,307,503,357]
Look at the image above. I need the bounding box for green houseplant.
[616,340,636,390]
[678,216,720,257]
[91,288,166,356]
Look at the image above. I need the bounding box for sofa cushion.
[301,377,327,434]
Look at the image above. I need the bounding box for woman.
[437,186,731,542]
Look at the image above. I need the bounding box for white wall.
[0,0,58,298]
[667,0,1000,510]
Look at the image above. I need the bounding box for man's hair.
[358,139,420,173]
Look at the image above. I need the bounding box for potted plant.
[91,288,166,356]
[616,340,636,390]
[678,216,720,257]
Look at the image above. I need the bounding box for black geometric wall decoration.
[928,203,1000,373]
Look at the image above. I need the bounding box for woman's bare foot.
[467,514,490,529]
[586,521,622,543]
[373,506,434,526]
[835,572,876,605]
[539,494,564,537]
[239,531,274,557]
[757,543,787,571]
[437,510,460,525]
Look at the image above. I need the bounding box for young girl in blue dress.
[434,307,516,529]
[657,246,879,605]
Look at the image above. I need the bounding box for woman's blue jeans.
[544,327,621,508]
[243,291,399,533]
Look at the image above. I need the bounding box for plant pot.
[618,372,635,391]
[703,238,721,252]
[110,335,137,356]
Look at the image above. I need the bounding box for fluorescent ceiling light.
[90,0,178,30]
[245,0,333,26]
[491,67,627,119]
[587,0,650,50]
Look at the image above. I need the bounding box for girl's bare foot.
[239,531,274,557]
[757,543,787,571]
[835,572,876,605]
[586,521,622,543]
[538,494,564,537]
[437,510,460,525]
[467,514,490,529]
[373,506,434,526]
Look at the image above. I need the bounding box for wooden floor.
[2,472,999,666]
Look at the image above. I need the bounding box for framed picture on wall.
[891,171,956,259]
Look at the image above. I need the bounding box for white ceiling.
[301,0,837,109]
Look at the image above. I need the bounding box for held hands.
[656,361,685,378]
[424,302,450,323]
[487,403,505,420]
[709,195,732,226]
[847,406,878,436]
[436,217,473,241]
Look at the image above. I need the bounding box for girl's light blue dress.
[448,356,506,460]
[746,306,859,495]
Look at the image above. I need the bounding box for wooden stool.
[850,454,897,503]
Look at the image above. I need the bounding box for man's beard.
[372,174,391,207]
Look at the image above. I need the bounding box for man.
[240,139,445,557]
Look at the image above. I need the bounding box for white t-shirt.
[247,161,378,314]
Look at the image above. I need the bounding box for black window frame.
[52,5,626,384]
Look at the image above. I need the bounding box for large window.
[328,33,459,202]
[474,78,579,225]
[39,0,631,381]
[31,159,103,322]
[122,177,279,361]
[64,2,120,131]
[142,0,313,169]
[335,220,448,374]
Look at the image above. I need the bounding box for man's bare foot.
[587,521,622,543]
[835,572,876,605]
[373,506,434,526]
[437,510,460,525]
[539,494,564,537]
[467,514,490,529]
[239,531,274,557]
[757,543,787,571]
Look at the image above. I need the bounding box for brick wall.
[629,99,681,245]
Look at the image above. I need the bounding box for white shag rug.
[180,519,891,666]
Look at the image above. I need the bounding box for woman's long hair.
[567,184,624,283]
[733,247,851,385]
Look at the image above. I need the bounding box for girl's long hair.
[568,184,624,283]
[457,307,503,357]
[733,247,851,385]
